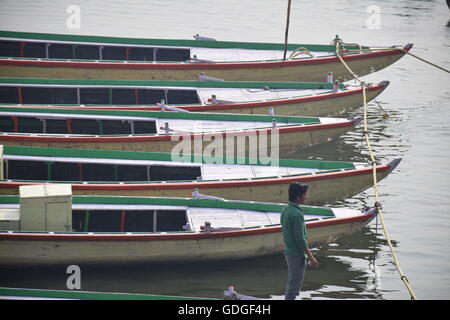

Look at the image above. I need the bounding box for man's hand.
[304,247,319,268]
[307,255,319,268]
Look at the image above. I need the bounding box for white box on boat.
[19,184,72,232]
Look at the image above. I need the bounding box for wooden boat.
[0,287,216,300]
[0,193,378,265]
[0,30,413,82]
[0,145,401,204]
[0,77,389,117]
[0,106,361,155]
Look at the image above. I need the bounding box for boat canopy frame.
[0,78,345,107]
[0,194,337,234]
[0,30,368,64]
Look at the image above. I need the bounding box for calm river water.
[0,0,449,300]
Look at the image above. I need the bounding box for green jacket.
[280,201,308,257]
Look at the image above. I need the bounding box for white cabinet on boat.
[19,184,72,232]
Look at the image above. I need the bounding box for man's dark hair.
[288,182,308,202]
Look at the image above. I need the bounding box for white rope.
[335,38,419,300]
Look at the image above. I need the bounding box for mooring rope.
[345,47,450,74]
[398,48,450,74]
[334,38,419,300]
[331,36,450,74]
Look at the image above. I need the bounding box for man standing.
[281,182,319,300]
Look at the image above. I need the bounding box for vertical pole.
[113,165,118,181]
[164,122,169,135]
[283,0,292,61]
[20,42,25,57]
[134,89,139,105]
[153,210,157,233]
[76,88,81,105]
[77,163,83,181]
[108,88,113,105]
[98,120,103,135]
[66,119,72,134]
[17,87,23,105]
[83,211,90,232]
[12,116,19,133]
[0,145,4,180]
[120,210,126,232]
[46,162,52,180]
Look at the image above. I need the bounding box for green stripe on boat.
[0,106,322,124]
[0,30,367,52]
[0,287,216,300]
[0,195,335,217]
[2,145,356,170]
[0,77,345,90]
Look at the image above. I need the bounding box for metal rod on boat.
[164,122,169,135]
[283,0,292,61]
[158,99,189,112]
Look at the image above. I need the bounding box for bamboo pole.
[283,0,292,61]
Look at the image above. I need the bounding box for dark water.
[0,0,449,300]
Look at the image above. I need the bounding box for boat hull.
[0,120,357,155]
[28,82,388,117]
[0,161,399,205]
[0,47,409,82]
[0,213,374,265]
[179,83,387,117]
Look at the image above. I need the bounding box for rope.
[334,38,419,300]
[364,83,418,301]
[289,47,314,59]
[369,212,380,294]
[372,98,389,119]
[398,48,450,74]
[332,36,450,74]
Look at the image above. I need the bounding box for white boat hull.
[0,214,374,265]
